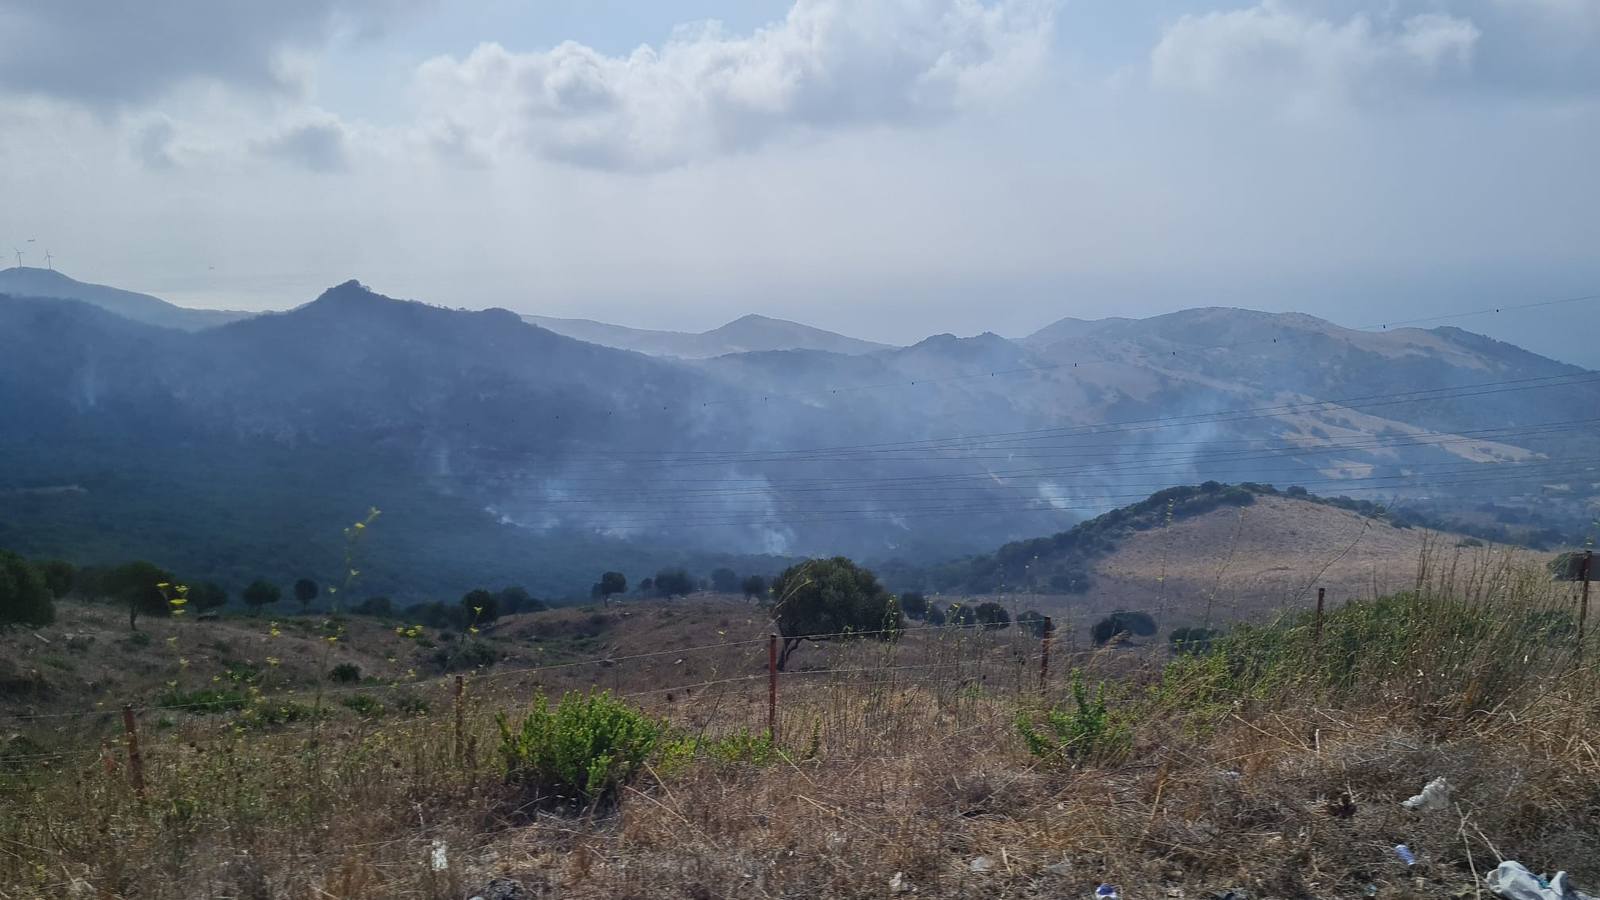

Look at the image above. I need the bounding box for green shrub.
[157,688,249,714]
[497,690,662,809]
[242,700,321,728]
[1168,626,1220,655]
[1016,671,1129,765]
[328,662,362,683]
[341,694,385,717]
[0,550,54,627]
[660,727,778,773]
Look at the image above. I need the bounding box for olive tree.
[769,557,902,670]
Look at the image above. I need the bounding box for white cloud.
[412,0,1056,171]
[0,0,420,107]
[1150,1,1479,117]
[254,113,353,172]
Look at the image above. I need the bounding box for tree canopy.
[769,557,902,670]
[741,574,768,601]
[462,588,500,623]
[293,578,319,611]
[592,571,627,603]
[241,579,281,614]
[652,568,694,598]
[101,560,175,630]
[710,567,740,594]
[0,550,54,628]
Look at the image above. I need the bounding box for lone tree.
[0,550,54,627]
[190,581,229,613]
[974,601,1011,630]
[37,559,75,599]
[769,557,903,670]
[462,588,500,623]
[1017,609,1049,638]
[591,571,627,605]
[898,591,928,620]
[1091,610,1158,646]
[241,579,281,616]
[710,567,741,594]
[652,568,694,598]
[102,560,174,630]
[741,574,768,602]
[293,578,319,612]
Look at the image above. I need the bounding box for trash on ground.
[1394,844,1417,867]
[1096,883,1121,900]
[1487,861,1598,900]
[429,840,448,872]
[968,856,994,874]
[1402,776,1452,812]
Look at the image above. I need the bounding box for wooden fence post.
[1579,550,1592,662]
[767,634,779,743]
[121,704,145,802]
[1039,616,1053,693]
[453,674,465,767]
[1314,588,1326,646]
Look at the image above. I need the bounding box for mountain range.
[1,269,1595,598]
[523,312,890,358]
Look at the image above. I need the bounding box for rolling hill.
[1,275,1595,600]
[0,266,251,331]
[524,312,892,357]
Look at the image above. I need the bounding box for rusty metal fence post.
[121,704,145,802]
[1039,616,1053,693]
[767,634,779,742]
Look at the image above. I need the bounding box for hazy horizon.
[4,0,1599,366]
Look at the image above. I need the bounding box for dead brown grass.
[2,553,1597,899]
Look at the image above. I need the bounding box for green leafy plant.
[496,690,662,809]
[328,662,362,683]
[1016,671,1129,765]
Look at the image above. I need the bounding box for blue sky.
[1,0,1597,366]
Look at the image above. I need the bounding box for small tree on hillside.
[974,601,1011,630]
[638,577,654,595]
[1017,609,1049,638]
[0,550,54,627]
[496,585,534,614]
[898,591,928,620]
[592,571,627,605]
[462,588,500,624]
[190,581,229,613]
[924,603,946,626]
[37,559,75,599]
[101,560,175,630]
[770,557,902,670]
[741,574,768,602]
[710,567,740,594]
[241,579,281,616]
[293,578,319,612]
[652,568,694,598]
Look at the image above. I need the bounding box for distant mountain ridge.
[2,276,1595,599]
[0,267,251,331]
[524,312,892,358]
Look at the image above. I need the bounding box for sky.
[1,0,1597,366]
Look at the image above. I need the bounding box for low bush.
[328,662,362,683]
[156,688,249,714]
[1016,671,1130,765]
[497,691,662,810]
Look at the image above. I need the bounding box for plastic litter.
[428,840,448,872]
[1394,844,1417,867]
[1096,884,1121,900]
[1402,776,1452,812]
[1486,861,1597,900]
[968,856,994,874]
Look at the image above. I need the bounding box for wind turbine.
[12,249,21,267]
[45,251,53,270]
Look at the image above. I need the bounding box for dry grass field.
[3,540,1597,899]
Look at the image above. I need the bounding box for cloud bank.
[413,0,1056,171]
